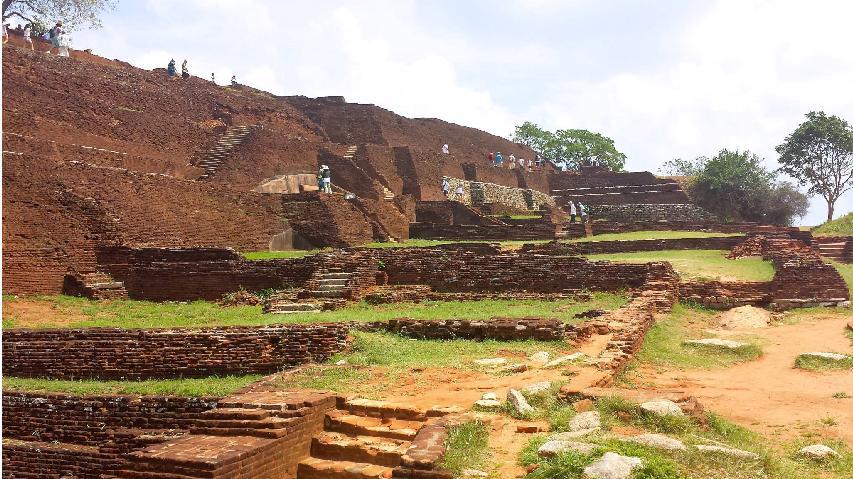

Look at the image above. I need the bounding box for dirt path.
[2,299,89,328]
[633,314,853,442]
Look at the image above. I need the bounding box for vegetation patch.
[438,420,491,476]
[628,303,763,371]
[2,375,261,397]
[1,293,628,329]
[794,354,853,371]
[568,230,740,243]
[813,212,853,235]
[585,249,774,282]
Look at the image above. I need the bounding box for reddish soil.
[2,299,89,328]
[631,313,853,442]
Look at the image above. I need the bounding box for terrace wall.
[589,204,717,223]
[379,317,566,341]
[96,246,316,301]
[520,236,745,255]
[2,323,349,380]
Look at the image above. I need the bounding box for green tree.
[776,111,853,222]
[2,0,115,30]
[659,157,707,177]
[691,149,808,225]
[512,122,626,171]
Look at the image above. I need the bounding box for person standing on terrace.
[569,201,577,223]
[442,143,449,154]
[22,23,33,50]
[495,151,503,167]
[488,152,494,165]
[441,177,450,197]
[181,60,189,79]
[167,59,177,78]
[578,201,588,223]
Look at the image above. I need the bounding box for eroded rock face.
[624,433,686,451]
[639,399,684,417]
[537,440,596,457]
[583,452,643,479]
[798,444,838,459]
[569,411,601,431]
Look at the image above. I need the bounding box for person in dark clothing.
[167,59,177,78]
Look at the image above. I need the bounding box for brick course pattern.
[380,317,566,341]
[520,236,745,255]
[444,177,556,210]
[2,323,349,380]
[588,203,717,223]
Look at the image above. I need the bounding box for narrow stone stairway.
[381,186,395,201]
[196,125,258,180]
[343,145,358,160]
[297,399,428,479]
[310,269,352,299]
[816,241,848,262]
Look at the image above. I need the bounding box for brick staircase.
[310,269,352,299]
[297,398,429,479]
[64,272,128,300]
[814,237,852,263]
[196,125,258,180]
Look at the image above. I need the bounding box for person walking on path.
[569,201,577,223]
[578,201,588,223]
[321,165,332,193]
[454,183,464,201]
[441,144,449,155]
[181,60,189,79]
[48,22,64,54]
[22,23,33,50]
[488,152,494,165]
[495,151,503,167]
[441,177,450,197]
[167,59,177,78]
[508,154,516,169]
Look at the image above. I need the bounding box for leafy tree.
[689,149,808,225]
[2,0,116,30]
[659,157,707,177]
[512,122,626,171]
[776,111,853,222]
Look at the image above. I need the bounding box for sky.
[68,0,853,226]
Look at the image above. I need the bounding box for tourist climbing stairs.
[310,269,352,299]
[297,398,428,479]
[196,125,258,180]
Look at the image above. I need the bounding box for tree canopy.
[776,111,853,222]
[2,0,115,30]
[512,121,626,171]
[661,149,809,226]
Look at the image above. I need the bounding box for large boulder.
[507,389,534,416]
[639,399,684,417]
[798,444,838,459]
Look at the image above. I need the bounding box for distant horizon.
[62,0,852,226]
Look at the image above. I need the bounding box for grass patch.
[812,212,853,235]
[2,293,629,329]
[568,230,740,243]
[827,260,853,298]
[2,375,261,397]
[273,366,370,391]
[438,420,490,476]
[585,250,774,282]
[794,354,853,371]
[630,303,763,370]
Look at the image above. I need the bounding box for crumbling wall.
[2,323,350,380]
[589,204,717,223]
[520,236,745,255]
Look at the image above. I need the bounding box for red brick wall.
[3,323,349,379]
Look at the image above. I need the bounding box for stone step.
[341,398,427,421]
[317,284,346,292]
[268,302,322,313]
[322,272,352,279]
[311,432,408,467]
[200,407,270,421]
[325,411,419,441]
[311,290,348,298]
[297,457,392,479]
[319,278,349,286]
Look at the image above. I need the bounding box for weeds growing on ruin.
[438,420,491,476]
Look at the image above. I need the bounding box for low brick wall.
[588,203,717,222]
[521,236,745,255]
[678,281,773,309]
[2,439,107,479]
[381,317,566,340]
[96,246,316,301]
[376,247,653,293]
[410,221,559,240]
[590,220,802,236]
[3,323,349,380]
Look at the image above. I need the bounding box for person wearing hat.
[441,176,450,197]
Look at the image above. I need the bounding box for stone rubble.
[583,452,643,479]
[537,440,597,457]
[797,444,839,459]
[506,389,535,416]
[569,411,601,431]
[695,444,760,460]
[639,400,685,417]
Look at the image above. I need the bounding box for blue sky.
[70,0,853,225]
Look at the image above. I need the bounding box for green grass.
[568,230,741,243]
[827,260,853,297]
[2,293,629,329]
[794,354,853,371]
[585,250,775,282]
[274,331,573,395]
[438,420,491,476]
[626,303,763,371]
[812,212,853,235]
[2,375,261,397]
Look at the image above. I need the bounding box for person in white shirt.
[454,184,464,200]
[518,157,525,171]
[509,154,516,169]
[569,201,577,223]
[579,202,588,223]
[22,23,33,50]
[441,144,449,155]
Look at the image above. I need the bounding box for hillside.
[812,212,853,235]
